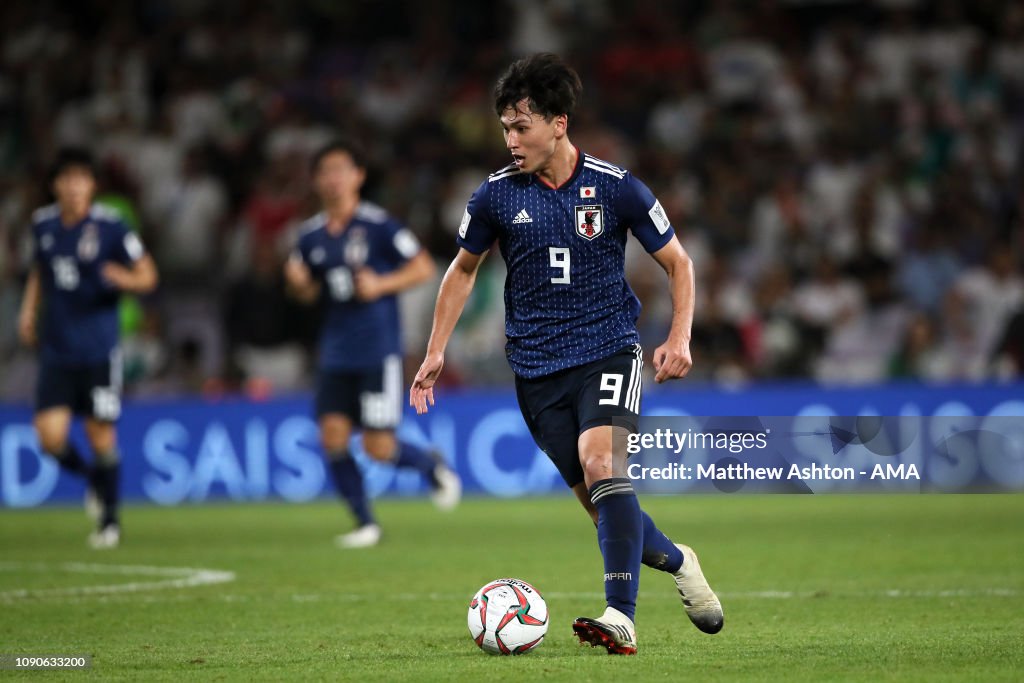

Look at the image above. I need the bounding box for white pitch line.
[0,562,235,602]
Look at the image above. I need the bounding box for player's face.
[314,150,366,204]
[501,100,567,175]
[53,166,96,213]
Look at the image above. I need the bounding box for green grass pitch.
[1,494,1022,682]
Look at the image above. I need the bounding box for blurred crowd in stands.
[1,0,1022,401]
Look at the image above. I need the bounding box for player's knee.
[362,437,397,462]
[85,423,116,454]
[580,451,614,483]
[319,421,351,454]
[38,436,67,457]
[321,437,349,457]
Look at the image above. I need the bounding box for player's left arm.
[355,223,436,302]
[100,228,159,294]
[619,173,695,383]
[649,237,696,383]
[102,254,158,294]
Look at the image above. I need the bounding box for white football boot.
[88,524,120,550]
[572,606,638,655]
[84,485,102,523]
[673,544,724,633]
[335,523,382,549]
[430,462,462,512]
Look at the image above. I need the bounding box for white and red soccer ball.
[467,578,548,655]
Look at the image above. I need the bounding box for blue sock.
[327,451,374,526]
[394,441,440,487]
[53,443,89,477]
[91,449,121,528]
[641,510,684,573]
[590,478,642,623]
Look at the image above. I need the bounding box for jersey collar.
[535,146,582,191]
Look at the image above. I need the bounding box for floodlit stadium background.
[1,0,1021,395]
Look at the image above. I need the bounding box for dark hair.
[50,147,96,180]
[493,53,583,121]
[310,138,367,173]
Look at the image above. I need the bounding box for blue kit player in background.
[411,54,723,653]
[286,139,461,549]
[17,148,159,549]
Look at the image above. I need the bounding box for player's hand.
[410,351,444,414]
[17,309,36,348]
[354,268,384,302]
[284,256,313,289]
[100,262,133,290]
[652,338,693,383]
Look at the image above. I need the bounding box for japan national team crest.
[574,205,604,240]
[345,227,369,267]
[78,223,99,261]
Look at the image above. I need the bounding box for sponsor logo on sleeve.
[648,200,671,235]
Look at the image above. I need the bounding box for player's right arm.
[410,247,486,414]
[284,252,321,304]
[17,267,41,348]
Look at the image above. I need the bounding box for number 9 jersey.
[456,151,674,378]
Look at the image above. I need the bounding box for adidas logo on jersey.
[512,209,533,224]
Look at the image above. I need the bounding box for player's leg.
[570,481,684,573]
[570,482,598,524]
[570,345,650,653]
[83,418,120,548]
[627,505,725,633]
[81,357,124,549]
[34,363,88,477]
[580,346,723,634]
[321,412,379,547]
[362,430,461,511]
[572,423,641,654]
[360,355,461,510]
[33,408,83,473]
[316,369,378,547]
[514,362,637,654]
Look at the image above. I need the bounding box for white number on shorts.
[599,373,623,406]
[91,387,121,420]
[549,247,570,284]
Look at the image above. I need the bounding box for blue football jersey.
[32,203,146,366]
[457,151,674,378]
[293,202,422,370]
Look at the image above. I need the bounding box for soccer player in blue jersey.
[286,139,461,549]
[17,148,158,549]
[411,54,723,653]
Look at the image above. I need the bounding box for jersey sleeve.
[455,179,498,254]
[617,173,674,253]
[381,219,422,266]
[290,231,313,270]
[109,221,147,264]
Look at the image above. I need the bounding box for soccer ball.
[467,578,548,655]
